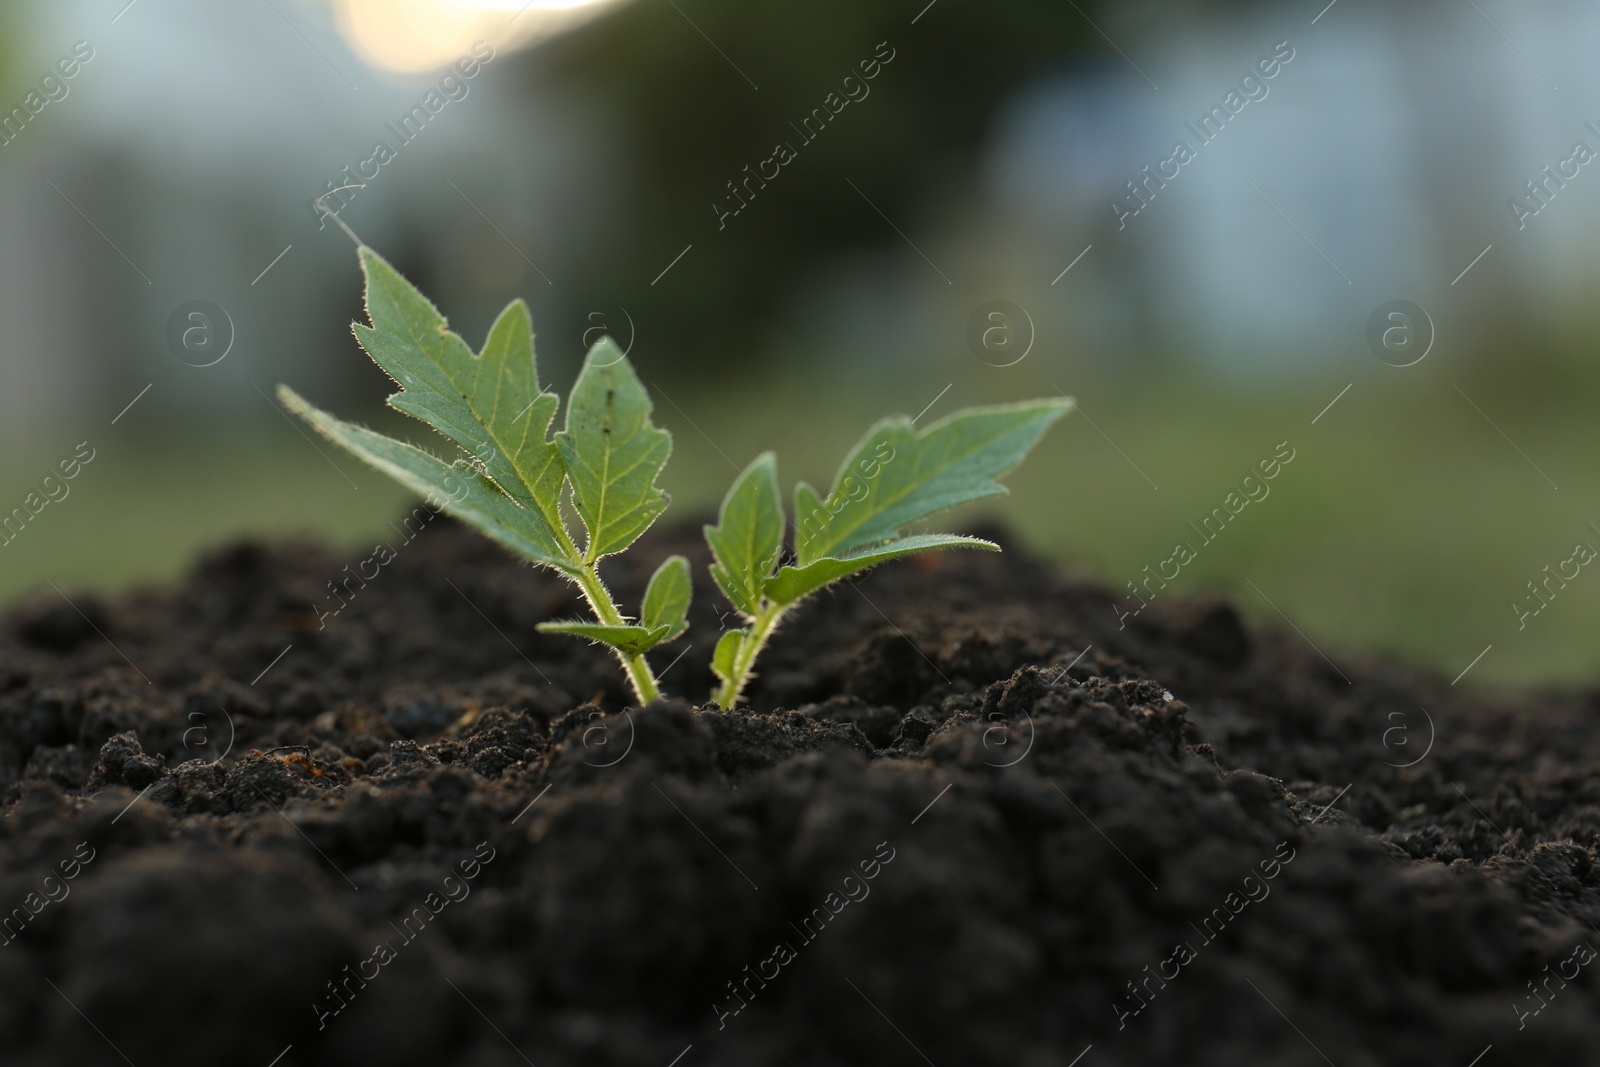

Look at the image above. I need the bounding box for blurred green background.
[1,0,1595,687]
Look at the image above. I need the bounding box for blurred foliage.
[0,6,24,93]
[526,0,1237,375]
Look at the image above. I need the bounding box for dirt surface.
[2,517,1599,1066]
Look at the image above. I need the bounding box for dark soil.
[2,518,1599,1066]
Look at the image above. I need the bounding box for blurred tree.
[531,0,1213,376]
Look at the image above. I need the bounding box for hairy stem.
[573,565,661,705]
[715,601,788,709]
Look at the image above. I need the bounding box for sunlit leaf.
[764,533,997,606]
[711,629,747,694]
[641,555,692,641]
[353,247,567,545]
[536,621,672,657]
[705,452,784,618]
[278,386,577,572]
[793,399,1072,566]
[555,341,672,563]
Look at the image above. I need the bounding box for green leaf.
[705,452,784,617]
[711,629,748,692]
[352,248,568,546]
[277,387,579,572]
[536,621,672,657]
[793,399,1072,567]
[555,341,672,563]
[764,533,998,605]
[641,555,692,641]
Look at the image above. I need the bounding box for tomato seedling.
[280,248,1070,707]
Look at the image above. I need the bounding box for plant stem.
[573,564,661,705]
[715,601,788,709]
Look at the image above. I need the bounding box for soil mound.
[1,520,1596,1065]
